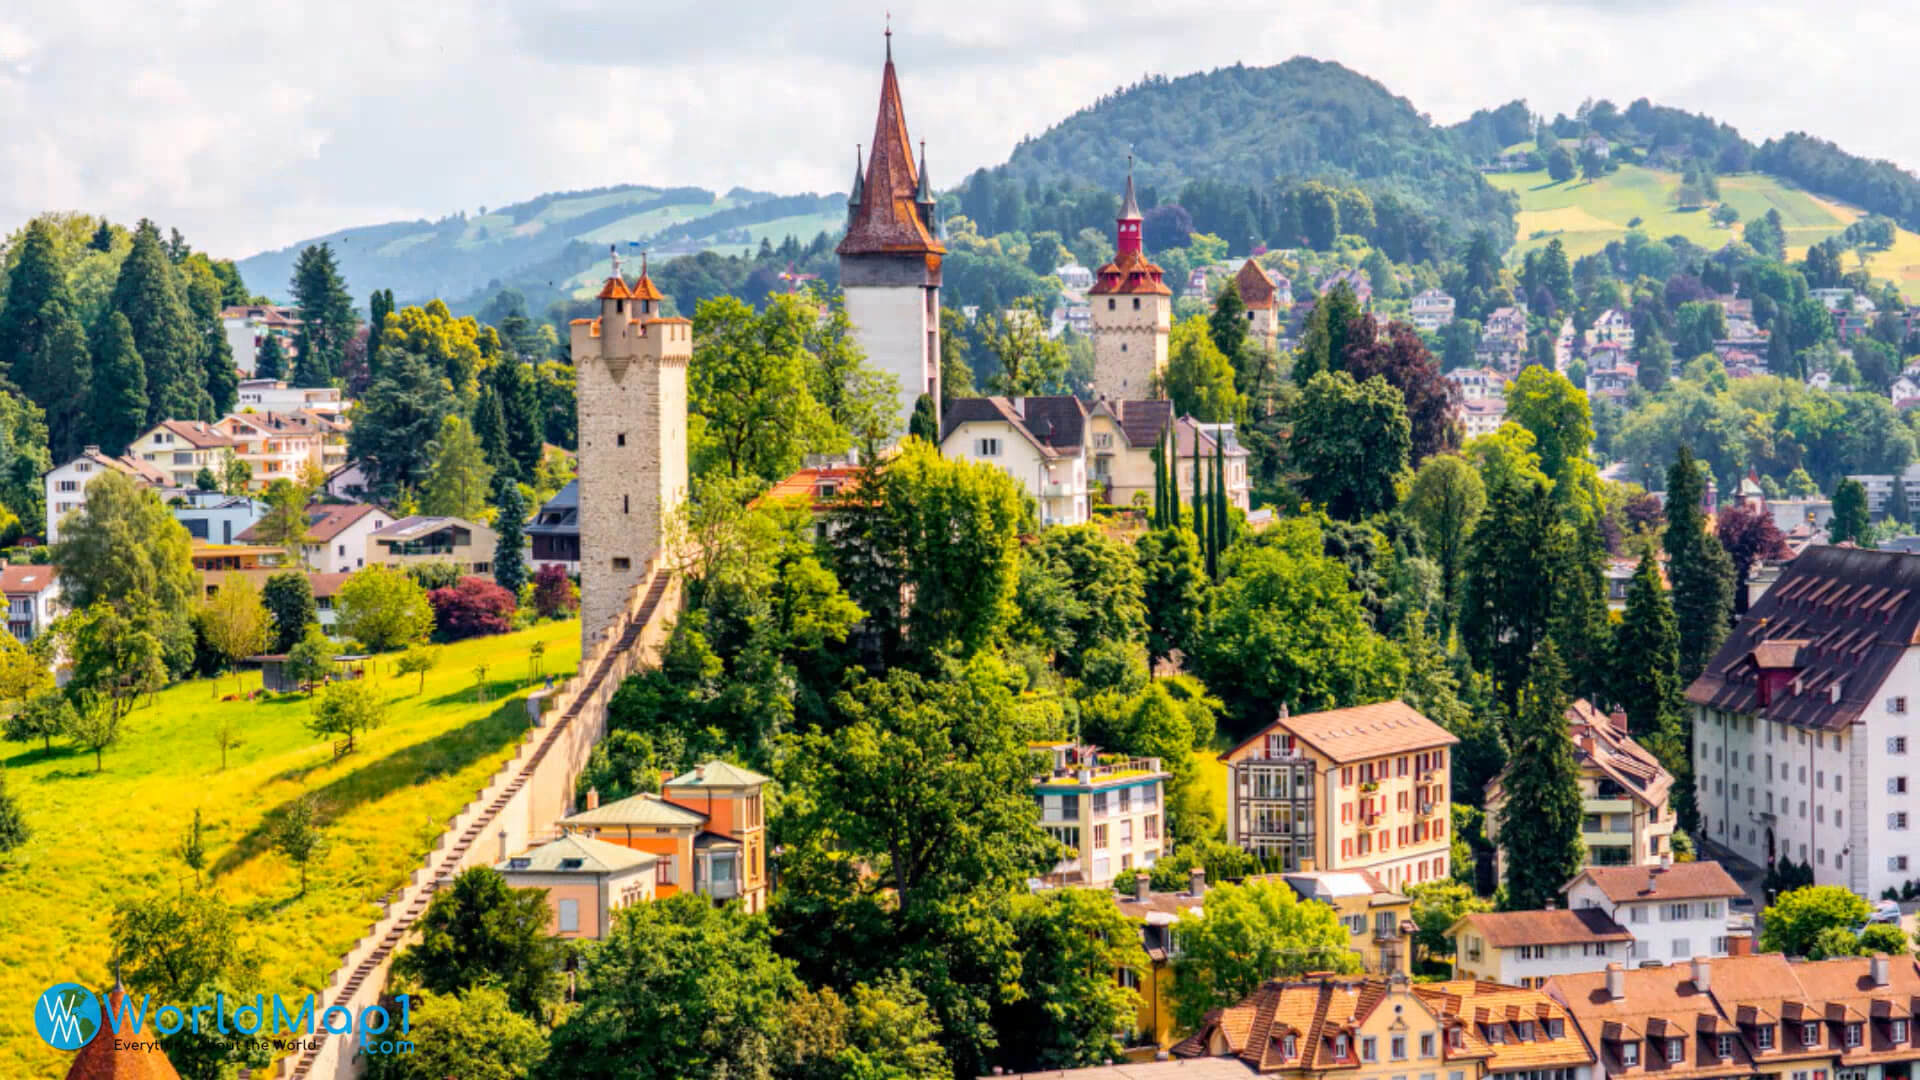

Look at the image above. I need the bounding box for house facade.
[528,479,580,573]
[1032,742,1168,889]
[1412,289,1457,332]
[234,379,345,416]
[129,420,234,487]
[1565,862,1744,965]
[238,503,391,573]
[1284,870,1414,977]
[171,491,267,546]
[216,412,326,488]
[1452,908,1635,989]
[367,515,499,578]
[1235,259,1284,351]
[1084,399,1174,510]
[1111,869,1207,1056]
[496,833,659,940]
[1221,702,1457,890]
[42,446,168,545]
[1685,546,1920,896]
[1486,700,1675,876]
[940,396,1091,526]
[558,761,769,913]
[0,563,60,644]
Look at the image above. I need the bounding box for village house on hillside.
[1485,699,1675,876]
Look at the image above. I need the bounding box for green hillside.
[1490,163,1920,292]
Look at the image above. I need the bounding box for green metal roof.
[665,760,771,789]
[561,792,709,828]
[497,833,659,874]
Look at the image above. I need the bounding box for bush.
[408,561,462,591]
[428,577,517,640]
[532,564,578,619]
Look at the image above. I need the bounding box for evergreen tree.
[420,415,495,521]
[1208,277,1249,360]
[201,312,238,417]
[109,220,200,422]
[492,480,528,597]
[88,312,149,455]
[496,359,543,478]
[0,765,26,853]
[1166,427,1181,530]
[1612,543,1682,739]
[261,571,317,653]
[1498,641,1585,911]
[1138,526,1206,669]
[1831,478,1871,546]
[1552,524,1614,705]
[1461,478,1562,716]
[290,244,355,387]
[1212,433,1229,573]
[1663,447,1735,683]
[0,219,74,386]
[347,348,457,499]
[908,393,939,444]
[89,220,115,253]
[472,383,512,480]
[1293,282,1362,383]
[254,334,287,380]
[24,303,92,461]
[1192,440,1209,578]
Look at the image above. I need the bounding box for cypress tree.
[492,480,528,597]
[1612,542,1682,740]
[1150,441,1166,525]
[497,359,543,477]
[24,303,91,461]
[1192,432,1208,576]
[1166,427,1181,531]
[367,288,395,381]
[109,219,199,422]
[290,243,355,387]
[0,219,74,385]
[473,384,513,480]
[1213,433,1230,559]
[1663,446,1735,682]
[255,334,287,381]
[89,312,149,455]
[1498,640,1585,911]
[908,393,938,444]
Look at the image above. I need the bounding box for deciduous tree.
[307,678,386,754]
[393,865,564,1017]
[271,794,326,895]
[1288,370,1411,520]
[261,571,317,652]
[1831,477,1871,546]
[1137,526,1207,669]
[1169,879,1358,1030]
[1760,886,1872,958]
[201,573,273,694]
[334,565,434,651]
[362,985,548,1080]
[993,889,1145,1071]
[1165,315,1244,422]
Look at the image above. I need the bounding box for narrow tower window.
[617,433,627,446]
[623,495,630,514]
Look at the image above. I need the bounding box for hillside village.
[21,23,1920,1080]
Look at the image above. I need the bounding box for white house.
[1589,308,1635,349]
[940,396,1091,527]
[1687,545,1920,896]
[0,562,60,644]
[1563,862,1742,964]
[128,420,235,488]
[1411,289,1456,332]
[234,379,345,417]
[1446,367,1508,402]
[172,491,268,545]
[1451,908,1635,989]
[237,503,391,573]
[221,305,300,378]
[1055,264,1094,291]
[42,446,169,545]
[1459,397,1508,439]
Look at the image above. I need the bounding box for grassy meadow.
[0,620,580,1079]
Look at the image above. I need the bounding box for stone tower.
[837,30,944,435]
[1089,164,1171,403]
[569,259,690,651]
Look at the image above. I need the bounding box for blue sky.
[0,0,1908,258]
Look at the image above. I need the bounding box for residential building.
[1172,974,1594,1080]
[1220,701,1457,889]
[238,503,390,573]
[528,479,580,573]
[1056,263,1094,290]
[1587,361,1639,403]
[1448,367,1508,402]
[323,461,371,501]
[1686,545,1920,894]
[1111,868,1208,1056]
[1318,267,1374,307]
[1452,908,1635,988]
[497,833,659,940]
[1486,700,1675,874]
[837,38,945,434]
[217,411,327,487]
[1412,289,1457,332]
[1589,309,1634,349]
[1235,259,1285,351]
[1032,741,1168,889]
[221,304,301,377]
[1486,307,1528,338]
[190,543,297,597]
[1556,318,1578,372]
[1460,397,1508,439]
[558,760,770,912]
[1177,418,1254,515]
[234,379,345,416]
[171,490,267,545]
[367,515,499,578]
[940,396,1090,526]
[1767,497,1835,538]
[128,420,235,488]
[1565,862,1743,964]
[310,572,351,634]
[1090,166,1172,403]
[0,562,60,644]
[1084,399,1175,509]
[42,446,168,545]
[1284,870,1414,976]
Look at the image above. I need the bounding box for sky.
[2,1,1915,260]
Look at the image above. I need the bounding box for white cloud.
[1,0,1914,260]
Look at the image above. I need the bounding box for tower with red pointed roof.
[1089,162,1171,403]
[569,252,690,650]
[837,28,945,435]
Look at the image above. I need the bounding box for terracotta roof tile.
[1453,908,1633,949]
[65,986,183,1080]
[836,48,943,259]
[0,563,56,594]
[1236,260,1280,309]
[596,276,632,301]
[1565,862,1742,904]
[1089,249,1172,296]
[1225,701,1459,765]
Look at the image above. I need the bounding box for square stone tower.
[1089,165,1171,404]
[569,264,689,651]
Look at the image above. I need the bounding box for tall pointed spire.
[849,144,866,210]
[1120,154,1142,220]
[836,29,943,258]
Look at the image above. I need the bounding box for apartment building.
[128,420,234,487]
[233,379,345,417]
[1284,870,1414,977]
[1565,862,1743,965]
[557,760,769,913]
[1174,974,1594,1080]
[42,446,168,544]
[217,411,327,487]
[496,833,658,940]
[941,396,1092,526]
[1221,702,1457,890]
[1686,545,1920,897]
[1411,289,1457,332]
[1032,742,1169,889]
[1486,700,1675,877]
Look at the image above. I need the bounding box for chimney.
[1646,869,1659,895]
[694,764,706,781]
[1873,954,1891,987]
[1545,898,1556,910]
[586,787,600,811]
[1605,963,1626,1002]
[1725,930,1755,956]
[1189,866,1207,897]
[1660,853,1673,869]
[1134,871,1152,900]
[1691,956,1711,993]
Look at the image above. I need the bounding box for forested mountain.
[236,185,842,311]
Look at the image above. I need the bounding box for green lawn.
[0,620,580,1080]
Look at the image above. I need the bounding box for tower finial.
[885,13,892,60]
[608,243,623,281]
[640,250,648,279]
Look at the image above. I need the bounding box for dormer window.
[1620,1041,1640,1066]
[1804,1022,1821,1045]
[1549,1019,1564,1038]
[1894,1020,1909,1043]
[1845,1023,1862,1048]
[1519,1022,1534,1040]
[1757,1025,1775,1050]
[1667,1037,1685,1063]
[1486,1024,1504,1044]
[1717,1034,1734,1059]
[1282,1034,1298,1058]
[1333,1035,1349,1058]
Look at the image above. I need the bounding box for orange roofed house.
[557,761,768,913]
[1173,974,1594,1080]
[1221,702,1457,890]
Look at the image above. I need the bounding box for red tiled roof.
[0,563,56,594]
[1236,260,1279,309]
[1566,862,1742,904]
[1089,248,1172,296]
[1224,701,1458,765]
[65,985,183,1080]
[836,46,943,259]
[596,277,631,301]
[152,420,233,449]
[1454,907,1633,949]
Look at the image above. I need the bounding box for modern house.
[171,490,267,545]
[234,378,345,416]
[1486,700,1675,876]
[42,446,169,545]
[368,515,498,578]
[1283,870,1414,977]
[128,420,234,488]
[1031,741,1169,889]
[496,833,659,940]
[528,479,580,573]
[558,761,770,913]
[190,543,296,597]
[1411,289,1457,332]
[238,502,390,573]
[0,562,60,644]
[1220,702,1456,890]
[1685,545,1920,895]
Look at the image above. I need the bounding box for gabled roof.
[1564,862,1742,904]
[1086,399,1173,446]
[148,420,234,450]
[940,396,1088,458]
[666,760,771,789]
[835,41,943,259]
[45,447,168,486]
[1451,907,1632,949]
[1686,546,1920,731]
[1486,699,1672,810]
[498,832,658,874]
[239,503,380,545]
[562,791,709,829]
[0,563,57,595]
[1236,260,1279,310]
[527,479,580,536]
[1174,417,1250,459]
[1224,701,1458,765]
[308,572,352,600]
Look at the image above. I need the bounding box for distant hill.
[236,185,843,310]
[991,57,1519,249]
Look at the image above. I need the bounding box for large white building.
[1688,545,1920,897]
[42,446,169,545]
[940,396,1091,527]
